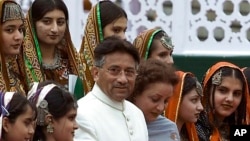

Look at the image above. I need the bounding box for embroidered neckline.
[42,49,61,70]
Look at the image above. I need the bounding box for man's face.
[93,51,137,102]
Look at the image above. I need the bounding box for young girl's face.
[103,16,127,40]
[52,108,78,141]
[35,9,66,47]
[211,76,243,121]
[178,88,203,123]
[3,105,35,141]
[149,39,174,65]
[1,19,24,56]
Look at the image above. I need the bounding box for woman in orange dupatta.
[133,28,174,64]
[0,0,27,95]
[242,67,250,124]
[21,0,85,98]
[165,71,203,141]
[79,1,127,92]
[196,62,248,141]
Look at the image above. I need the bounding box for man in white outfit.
[74,36,148,141]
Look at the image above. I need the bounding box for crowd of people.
[0,0,249,141]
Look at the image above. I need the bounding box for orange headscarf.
[165,71,200,141]
[202,61,249,140]
[241,67,250,124]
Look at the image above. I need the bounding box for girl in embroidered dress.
[21,0,85,98]
[0,0,26,94]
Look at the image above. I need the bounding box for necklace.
[42,49,61,70]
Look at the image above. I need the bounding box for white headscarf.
[27,82,57,107]
[0,92,15,137]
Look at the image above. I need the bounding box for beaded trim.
[2,2,24,22]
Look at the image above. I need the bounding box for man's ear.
[92,66,100,82]
[2,117,11,133]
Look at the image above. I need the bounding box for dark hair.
[2,93,37,139]
[99,0,127,29]
[94,36,140,67]
[31,0,69,22]
[204,67,246,125]
[33,80,77,141]
[182,74,199,97]
[128,59,179,102]
[148,30,169,57]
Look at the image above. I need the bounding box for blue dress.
[147,115,180,141]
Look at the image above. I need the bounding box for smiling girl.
[196,62,248,141]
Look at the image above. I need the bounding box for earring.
[47,119,54,134]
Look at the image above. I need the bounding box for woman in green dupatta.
[133,28,174,65]
[21,0,85,98]
[79,0,127,92]
[0,0,26,95]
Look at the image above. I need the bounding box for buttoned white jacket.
[74,84,149,141]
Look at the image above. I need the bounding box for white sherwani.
[74,84,149,141]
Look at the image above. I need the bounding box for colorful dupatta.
[133,28,162,60]
[0,0,26,95]
[21,8,86,94]
[0,0,8,91]
[202,61,249,140]
[165,71,199,141]
[79,2,104,92]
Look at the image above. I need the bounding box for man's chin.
[114,93,129,102]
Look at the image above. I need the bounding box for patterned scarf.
[133,28,174,60]
[20,7,86,92]
[0,0,26,94]
[133,28,162,60]
[79,2,104,93]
